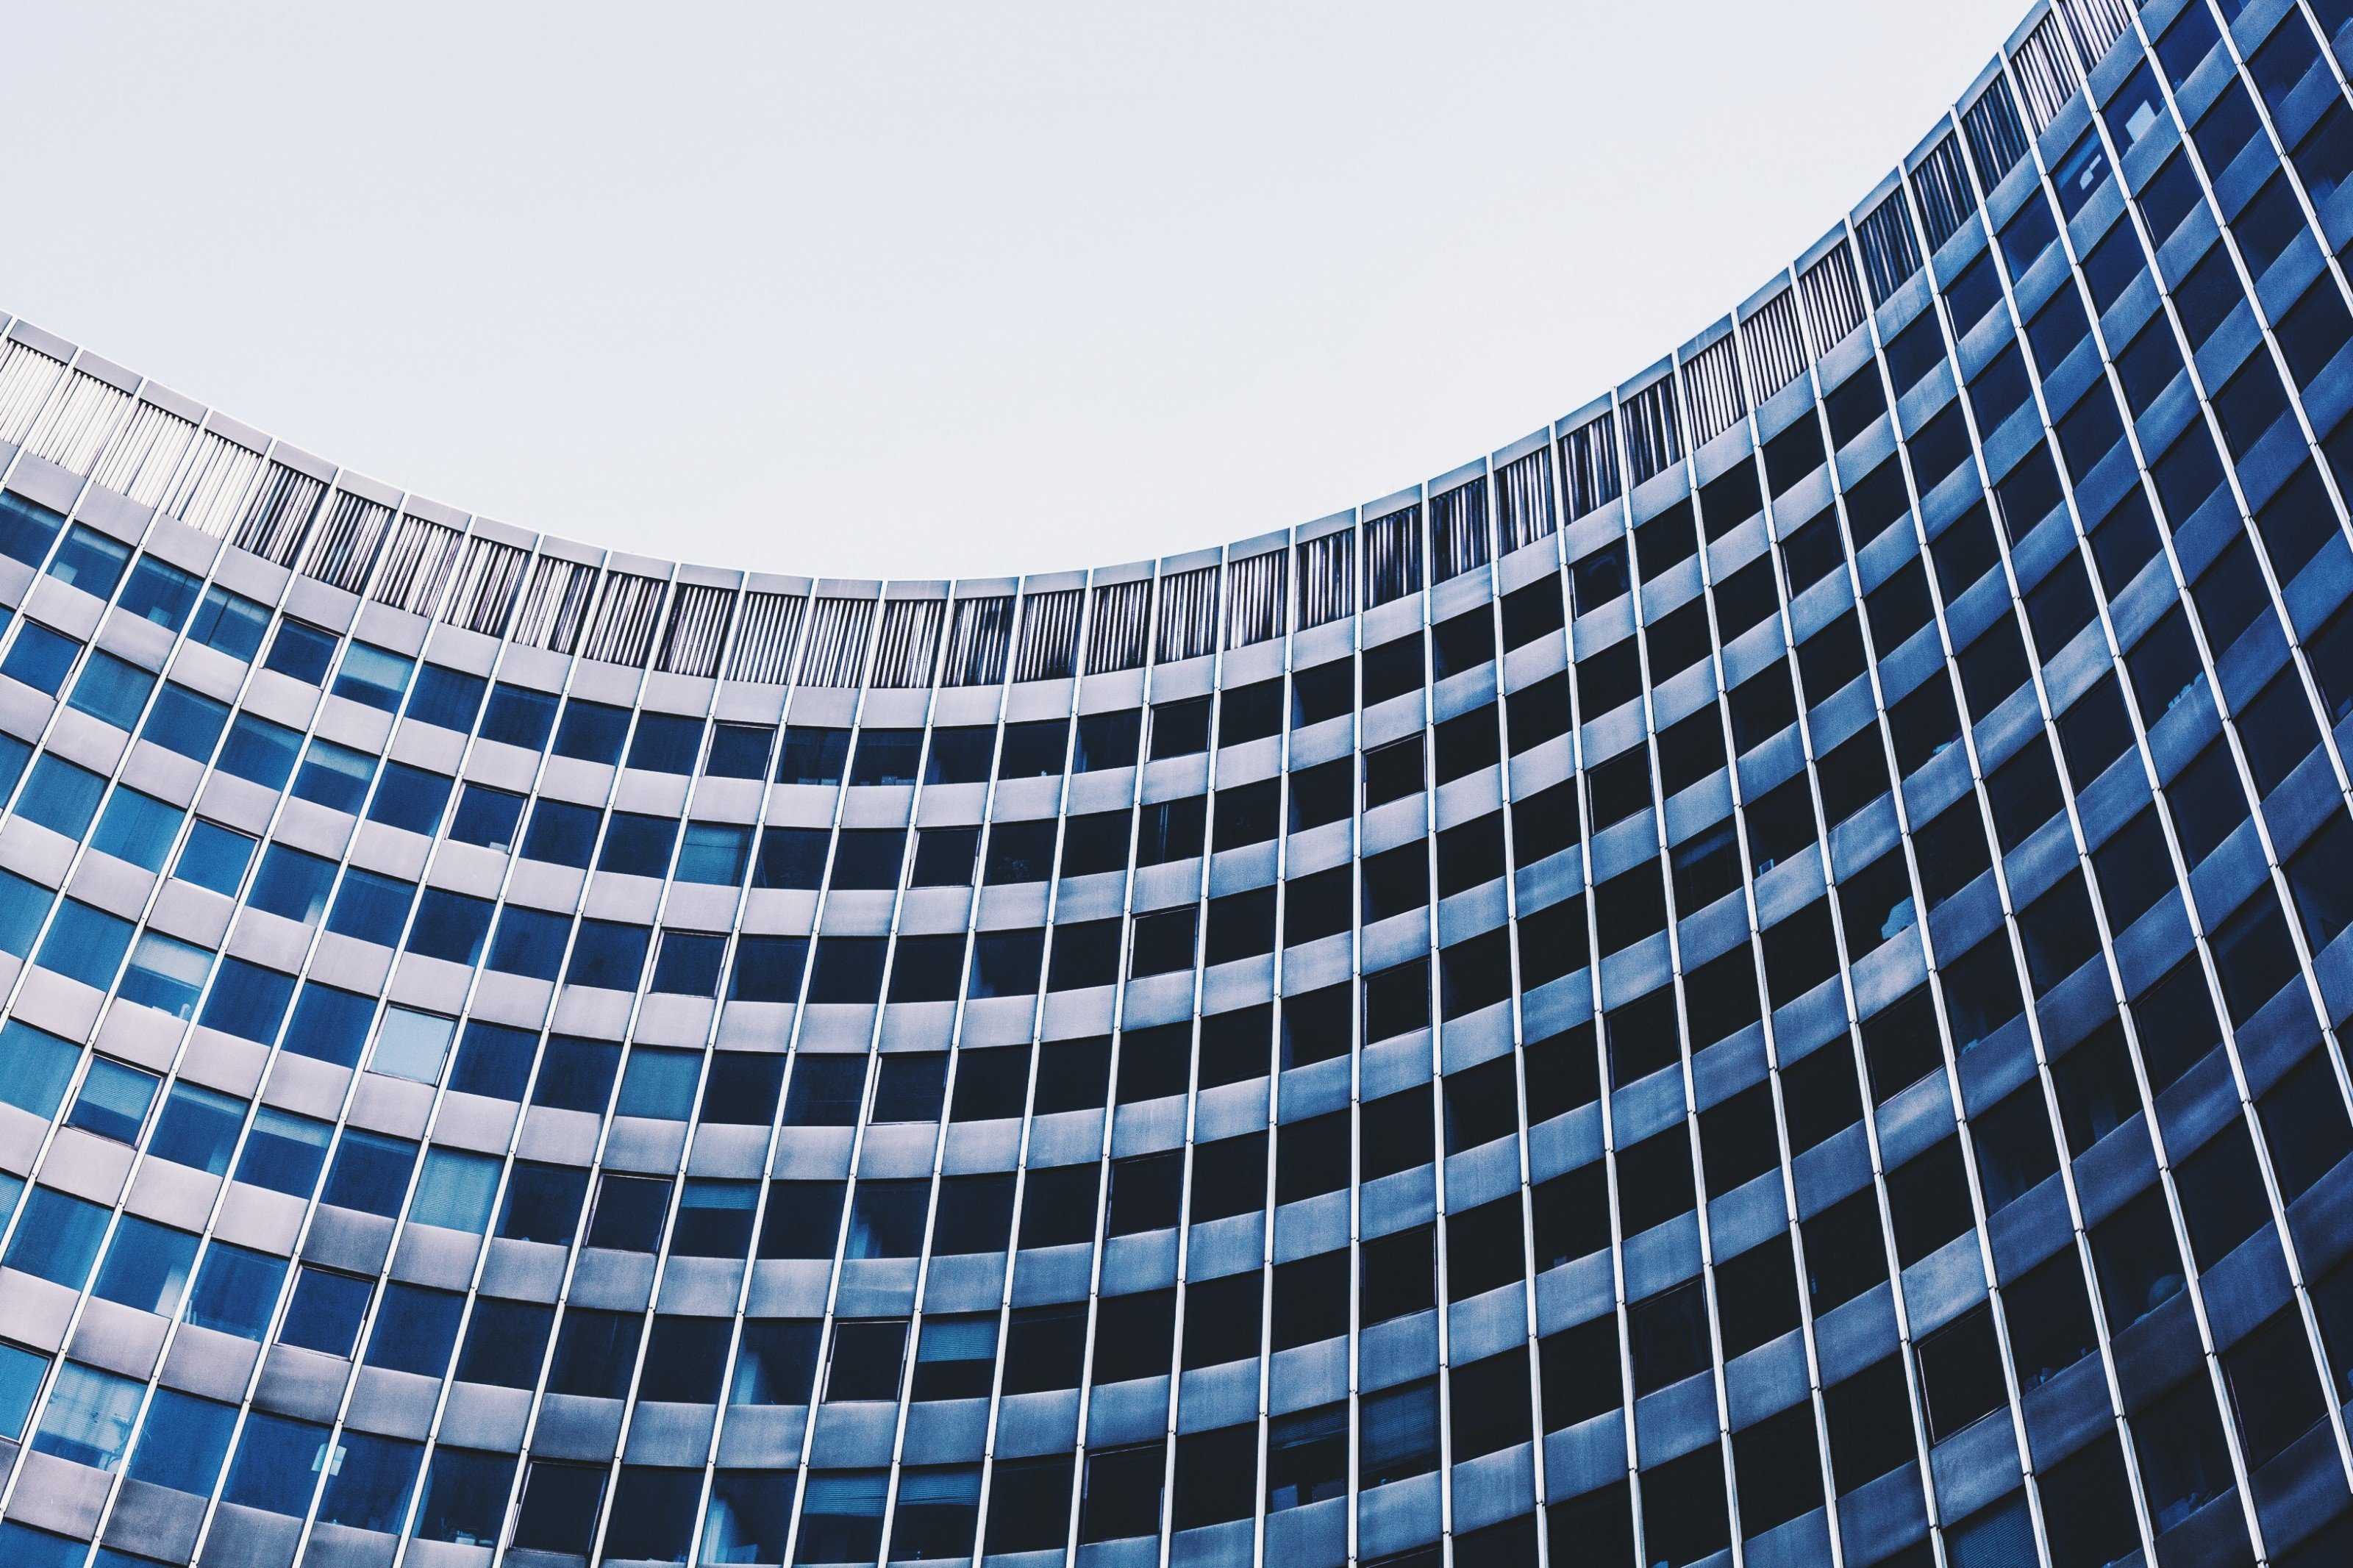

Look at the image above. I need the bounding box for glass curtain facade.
[11,1,2353,1565]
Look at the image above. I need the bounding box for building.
[0,0,2346,1564]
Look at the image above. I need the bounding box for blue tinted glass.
[186,1242,290,1338]
[651,931,726,996]
[521,799,600,867]
[554,699,630,763]
[322,1128,418,1217]
[0,495,63,568]
[365,1284,464,1377]
[90,1214,198,1316]
[126,1388,237,1496]
[3,1186,110,1287]
[46,524,131,597]
[279,1267,374,1356]
[677,822,751,884]
[90,787,183,870]
[146,1081,246,1176]
[450,1021,537,1100]
[235,1107,331,1198]
[16,755,105,839]
[0,1020,80,1118]
[532,1037,621,1114]
[365,762,451,837]
[0,1342,43,1442]
[488,906,570,980]
[172,820,255,895]
[409,889,493,967]
[332,642,413,711]
[65,648,156,728]
[31,1362,143,1470]
[449,784,525,851]
[188,585,269,660]
[705,723,774,778]
[291,737,375,812]
[318,1430,424,1532]
[326,867,416,946]
[3,623,82,694]
[263,619,337,684]
[249,845,336,926]
[196,957,294,1043]
[35,899,133,990]
[618,1046,704,1117]
[627,712,704,773]
[115,555,202,631]
[481,682,559,748]
[281,982,376,1068]
[0,869,54,959]
[0,733,29,807]
[221,1411,329,1515]
[565,920,648,990]
[140,683,230,762]
[118,931,212,1020]
[216,713,302,790]
[65,1057,160,1142]
[405,665,486,731]
[599,812,675,876]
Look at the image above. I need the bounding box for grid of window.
[2,4,2353,1567]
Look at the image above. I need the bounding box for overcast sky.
[1,1,2023,583]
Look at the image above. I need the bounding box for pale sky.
[1,2,2024,582]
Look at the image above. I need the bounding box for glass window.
[778,726,850,784]
[322,1128,419,1217]
[826,1320,910,1401]
[480,681,559,749]
[450,1020,537,1100]
[650,930,726,996]
[2053,129,2113,221]
[195,957,293,1043]
[404,665,487,731]
[235,1107,332,1198]
[285,981,377,1070]
[146,1081,245,1176]
[65,1058,160,1143]
[369,1007,454,1083]
[35,898,132,991]
[17,755,105,840]
[119,931,213,1019]
[588,1173,671,1251]
[31,1363,143,1471]
[0,1342,43,1442]
[448,784,525,852]
[216,712,301,790]
[292,737,376,813]
[732,1320,821,1405]
[1,623,80,695]
[627,712,703,773]
[3,1187,111,1288]
[849,729,923,786]
[332,642,413,711]
[0,1020,79,1119]
[45,525,130,598]
[704,723,774,778]
[672,1180,756,1257]
[364,1284,464,1378]
[327,867,417,946]
[0,870,51,960]
[521,798,600,867]
[410,889,495,967]
[115,555,202,631]
[676,822,751,884]
[913,1314,996,1400]
[221,1411,329,1516]
[414,1447,516,1544]
[317,1430,422,1533]
[90,1214,197,1317]
[531,1037,621,1114]
[0,494,61,568]
[567,920,649,991]
[263,619,338,684]
[278,1267,374,1356]
[185,1242,289,1338]
[188,585,268,661]
[729,935,808,1003]
[249,844,336,926]
[65,650,154,730]
[0,734,28,808]
[126,1388,236,1497]
[618,1046,704,1119]
[366,761,451,837]
[599,812,676,877]
[139,682,229,762]
[409,1148,499,1233]
[90,787,182,870]
[172,820,255,895]
[554,698,629,764]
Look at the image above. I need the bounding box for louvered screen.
[1429,484,1491,584]
[799,597,875,687]
[1154,567,1220,662]
[1963,77,2030,190]
[1297,532,1354,629]
[0,344,65,445]
[1855,192,1922,307]
[1910,135,1974,256]
[371,515,465,616]
[441,537,531,638]
[579,572,668,667]
[1087,580,1151,672]
[1363,509,1424,607]
[24,373,127,475]
[300,493,393,593]
[1225,551,1286,647]
[1798,243,1866,354]
[162,432,263,539]
[2011,13,2081,136]
[1680,336,1746,448]
[232,462,325,566]
[512,556,599,654]
[1739,290,1809,401]
[1496,449,1555,552]
[656,584,736,678]
[90,403,196,507]
[2058,0,2132,71]
[1621,382,1682,488]
[1013,590,1082,681]
[872,598,947,688]
[1561,414,1621,519]
[940,596,1012,687]
[727,591,807,684]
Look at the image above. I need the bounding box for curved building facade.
[1,1,2352,1565]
